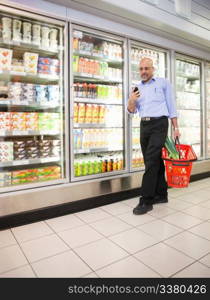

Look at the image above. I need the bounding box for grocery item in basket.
[164,136,180,159]
[24,52,39,74]
[0,48,13,71]
[0,172,11,187]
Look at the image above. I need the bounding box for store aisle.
[1,178,210,278]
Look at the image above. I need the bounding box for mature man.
[127,57,180,215]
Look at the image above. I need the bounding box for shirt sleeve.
[164,79,177,119]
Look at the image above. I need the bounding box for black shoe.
[152,195,168,204]
[133,198,153,215]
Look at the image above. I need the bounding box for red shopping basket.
[162,138,197,188]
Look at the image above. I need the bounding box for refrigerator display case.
[71,26,126,180]
[205,62,210,158]
[175,56,202,158]
[129,42,168,171]
[0,10,66,191]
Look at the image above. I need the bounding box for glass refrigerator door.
[175,58,201,158]
[72,28,125,179]
[0,11,66,190]
[130,44,167,170]
[205,63,210,158]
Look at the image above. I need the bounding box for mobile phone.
[133,86,139,93]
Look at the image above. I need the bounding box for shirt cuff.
[127,107,137,115]
[169,113,177,119]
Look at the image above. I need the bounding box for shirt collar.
[140,77,156,85]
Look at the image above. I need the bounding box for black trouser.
[140,117,168,204]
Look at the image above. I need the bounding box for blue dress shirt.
[128,77,177,119]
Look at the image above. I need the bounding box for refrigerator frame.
[128,39,171,173]
[203,60,210,160]
[175,52,204,160]
[0,4,70,193]
[69,23,129,182]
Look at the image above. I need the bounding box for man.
[127,57,180,215]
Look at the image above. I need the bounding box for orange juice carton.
[92,104,100,123]
[98,105,106,124]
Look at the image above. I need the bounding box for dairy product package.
[25,112,38,130]
[0,142,13,161]
[32,24,41,45]
[24,52,39,74]
[0,48,13,71]
[2,17,12,41]
[48,85,59,102]
[11,112,26,130]
[0,172,11,187]
[0,112,11,130]
[23,22,31,43]
[13,19,22,42]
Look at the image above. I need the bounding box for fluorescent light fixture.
[175,0,191,19]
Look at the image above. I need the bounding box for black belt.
[141,116,167,121]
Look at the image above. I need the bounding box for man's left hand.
[173,128,181,139]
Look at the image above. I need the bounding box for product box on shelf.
[0,172,11,186]
[0,48,13,71]
[0,112,11,130]
[24,52,39,74]
[0,142,13,161]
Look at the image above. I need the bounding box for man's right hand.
[129,89,140,102]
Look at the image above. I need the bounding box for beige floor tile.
[173,262,210,278]
[162,212,203,229]
[122,197,140,208]
[83,272,99,278]
[117,211,155,227]
[100,202,131,216]
[200,200,210,209]
[45,214,84,233]
[0,245,28,274]
[134,243,193,278]
[75,208,111,224]
[164,231,210,259]
[0,265,35,278]
[74,239,128,270]
[109,228,158,254]
[138,220,183,241]
[58,225,103,248]
[32,250,91,277]
[188,222,210,240]
[12,221,53,243]
[20,234,69,263]
[199,254,210,268]
[165,199,193,211]
[183,206,210,220]
[90,217,132,237]
[148,206,176,218]
[176,190,210,204]
[0,230,17,248]
[96,256,160,278]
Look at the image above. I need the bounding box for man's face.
[139,60,154,81]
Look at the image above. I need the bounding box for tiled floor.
[1,178,210,278]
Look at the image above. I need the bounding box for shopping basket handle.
[174,137,181,159]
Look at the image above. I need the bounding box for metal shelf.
[176,90,200,94]
[74,72,122,84]
[0,100,60,109]
[0,156,60,168]
[0,71,59,84]
[74,98,122,105]
[73,50,123,65]
[0,38,62,55]
[176,73,200,80]
[0,130,60,136]
[74,148,123,154]
[74,123,122,128]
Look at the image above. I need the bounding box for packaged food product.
[0,112,11,130]
[74,103,78,123]
[0,48,13,71]
[77,103,85,123]
[85,104,93,123]
[32,24,41,45]
[92,104,99,123]
[25,112,38,130]
[49,28,58,48]
[0,142,13,161]
[0,172,11,186]
[11,112,26,130]
[24,52,39,74]
[2,17,12,41]
[23,22,31,43]
[98,105,106,124]
[48,85,59,103]
[13,19,22,42]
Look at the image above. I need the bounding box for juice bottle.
[85,104,92,124]
[73,38,79,51]
[82,159,88,176]
[73,103,78,123]
[107,157,112,172]
[88,158,93,175]
[82,83,88,98]
[77,103,85,123]
[78,84,83,98]
[102,158,107,172]
[73,56,79,73]
[92,84,97,99]
[78,57,83,73]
